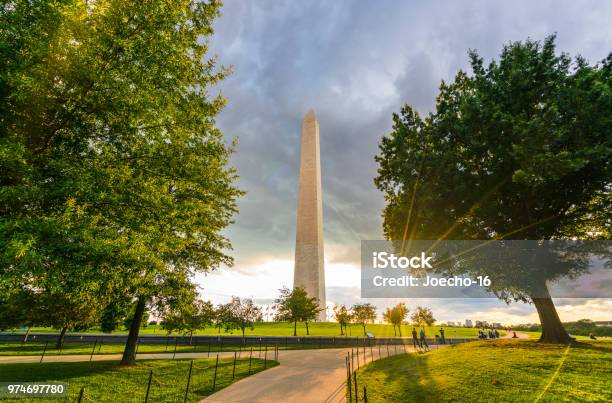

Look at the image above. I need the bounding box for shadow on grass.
[357,353,440,401]
[0,360,120,382]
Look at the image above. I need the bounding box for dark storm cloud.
[207,0,612,271]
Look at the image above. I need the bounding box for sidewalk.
[203,344,446,403]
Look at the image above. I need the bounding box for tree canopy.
[411,306,435,329]
[375,35,611,343]
[274,287,320,336]
[1,0,241,363]
[351,303,377,335]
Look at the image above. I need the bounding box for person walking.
[439,327,446,344]
[412,328,421,349]
[419,328,429,350]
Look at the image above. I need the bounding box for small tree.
[383,303,408,336]
[274,287,320,336]
[351,303,377,336]
[333,305,352,336]
[223,297,262,337]
[411,306,435,330]
[162,300,215,343]
[301,296,321,336]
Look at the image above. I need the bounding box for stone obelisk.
[294,109,326,321]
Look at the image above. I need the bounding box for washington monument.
[293,109,326,321]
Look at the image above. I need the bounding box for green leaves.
[1,0,241,325]
[376,35,611,243]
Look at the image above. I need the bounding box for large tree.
[0,0,241,365]
[375,36,611,343]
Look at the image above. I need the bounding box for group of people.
[412,327,446,350]
[478,328,500,339]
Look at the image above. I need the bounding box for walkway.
[203,344,446,403]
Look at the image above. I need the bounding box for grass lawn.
[5,323,480,338]
[353,340,611,402]
[515,331,612,343]
[0,357,276,402]
[0,340,357,356]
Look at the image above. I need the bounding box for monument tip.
[304,109,316,121]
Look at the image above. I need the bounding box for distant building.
[492,323,502,328]
[447,321,455,327]
[594,321,612,327]
[465,319,473,328]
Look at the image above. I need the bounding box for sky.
[194,0,612,325]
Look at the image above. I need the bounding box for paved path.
[203,344,446,403]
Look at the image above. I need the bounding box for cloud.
[200,1,612,319]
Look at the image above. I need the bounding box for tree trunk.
[362,323,366,336]
[120,297,146,366]
[293,320,297,336]
[398,326,402,337]
[532,296,572,343]
[55,326,68,349]
[340,324,344,335]
[305,321,309,335]
[22,327,31,343]
[189,331,193,345]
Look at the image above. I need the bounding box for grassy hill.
[353,340,611,402]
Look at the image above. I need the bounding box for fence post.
[356,347,359,369]
[248,347,253,374]
[212,354,219,392]
[78,387,84,403]
[144,370,153,403]
[346,356,352,403]
[173,337,178,359]
[353,370,358,402]
[370,344,373,362]
[90,339,98,362]
[183,360,193,403]
[232,351,237,379]
[98,339,103,353]
[40,341,48,363]
[363,385,368,403]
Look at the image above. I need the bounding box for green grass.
[353,340,611,402]
[0,340,358,356]
[5,322,480,338]
[513,330,612,342]
[0,357,276,402]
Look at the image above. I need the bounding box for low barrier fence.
[0,332,475,349]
